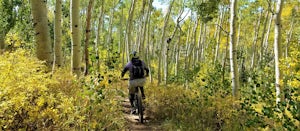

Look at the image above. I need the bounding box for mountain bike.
[121,78,144,123]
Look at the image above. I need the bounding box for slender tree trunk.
[126,0,136,61]
[141,0,151,60]
[146,0,154,83]
[222,35,229,83]
[158,0,174,85]
[54,0,63,67]
[84,0,94,75]
[107,2,116,60]
[184,21,192,88]
[274,0,283,104]
[200,23,207,62]
[31,0,53,68]
[134,29,139,50]
[263,13,273,58]
[259,9,269,66]
[285,17,294,58]
[214,7,225,64]
[236,11,241,47]
[121,7,125,66]
[190,18,199,70]
[146,45,153,83]
[174,40,179,76]
[71,0,81,76]
[0,34,4,50]
[137,0,145,56]
[229,0,240,97]
[250,11,262,69]
[95,0,104,72]
[169,5,184,66]
[197,22,204,62]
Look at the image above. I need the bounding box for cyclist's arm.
[121,67,128,77]
[142,61,149,76]
[121,63,131,77]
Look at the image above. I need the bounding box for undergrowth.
[0,49,125,130]
[145,59,300,130]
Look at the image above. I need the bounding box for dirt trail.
[120,98,162,131]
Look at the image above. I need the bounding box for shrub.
[146,84,245,130]
[0,50,124,130]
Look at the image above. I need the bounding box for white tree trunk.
[106,3,116,60]
[95,0,104,72]
[158,0,174,84]
[84,0,94,76]
[197,22,204,62]
[31,0,53,67]
[263,13,273,57]
[190,18,199,70]
[250,11,262,69]
[54,0,63,67]
[274,0,283,104]
[71,0,81,76]
[146,0,154,83]
[126,0,136,61]
[285,17,294,58]
[200,23,207,62]
[229,0,240,97]
[258,9,269,65]
[214,7,225,63]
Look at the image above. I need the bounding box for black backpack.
[132,59,144,78]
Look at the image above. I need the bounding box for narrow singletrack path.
[120,97,162,131]
[116,79,162,130]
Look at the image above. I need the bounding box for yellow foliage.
[281,4,293,18]
[5,32,25,48]
[146,84,242,130]
[0,49,125,130]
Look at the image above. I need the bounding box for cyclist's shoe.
[142,95,146,99]
[130,108,136,115]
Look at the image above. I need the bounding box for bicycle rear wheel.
[137,87,144,123]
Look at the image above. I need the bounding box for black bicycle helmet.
[130,51,139,59]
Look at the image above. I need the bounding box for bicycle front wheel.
[137,88,144,123]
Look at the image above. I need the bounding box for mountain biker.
[121,51,149,114]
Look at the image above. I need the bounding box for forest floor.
[120,97,162,131]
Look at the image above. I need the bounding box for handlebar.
[121,78,129,80]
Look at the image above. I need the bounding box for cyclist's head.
[130,51,139,59]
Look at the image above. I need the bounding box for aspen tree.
[95,0,105,72]
[229,0,240,97]
[250,11,262,69]
[71,0,81,76]
[214,7,225,64]
[259,8,271,66]
[158,0,174,84]
[31,0,53,67]
[84,0,94,75]
[54,0,63,67]
[274,0,283,104]
[125,0,136,62]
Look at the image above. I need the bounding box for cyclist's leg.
[129,80,140,114]
[135,78,146,99]
[128,80,135,108]
[140,86,145,99]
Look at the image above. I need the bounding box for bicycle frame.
[121,78,144,123]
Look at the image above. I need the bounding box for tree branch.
[214,24,229,35]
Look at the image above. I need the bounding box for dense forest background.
[0,0,299,130]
